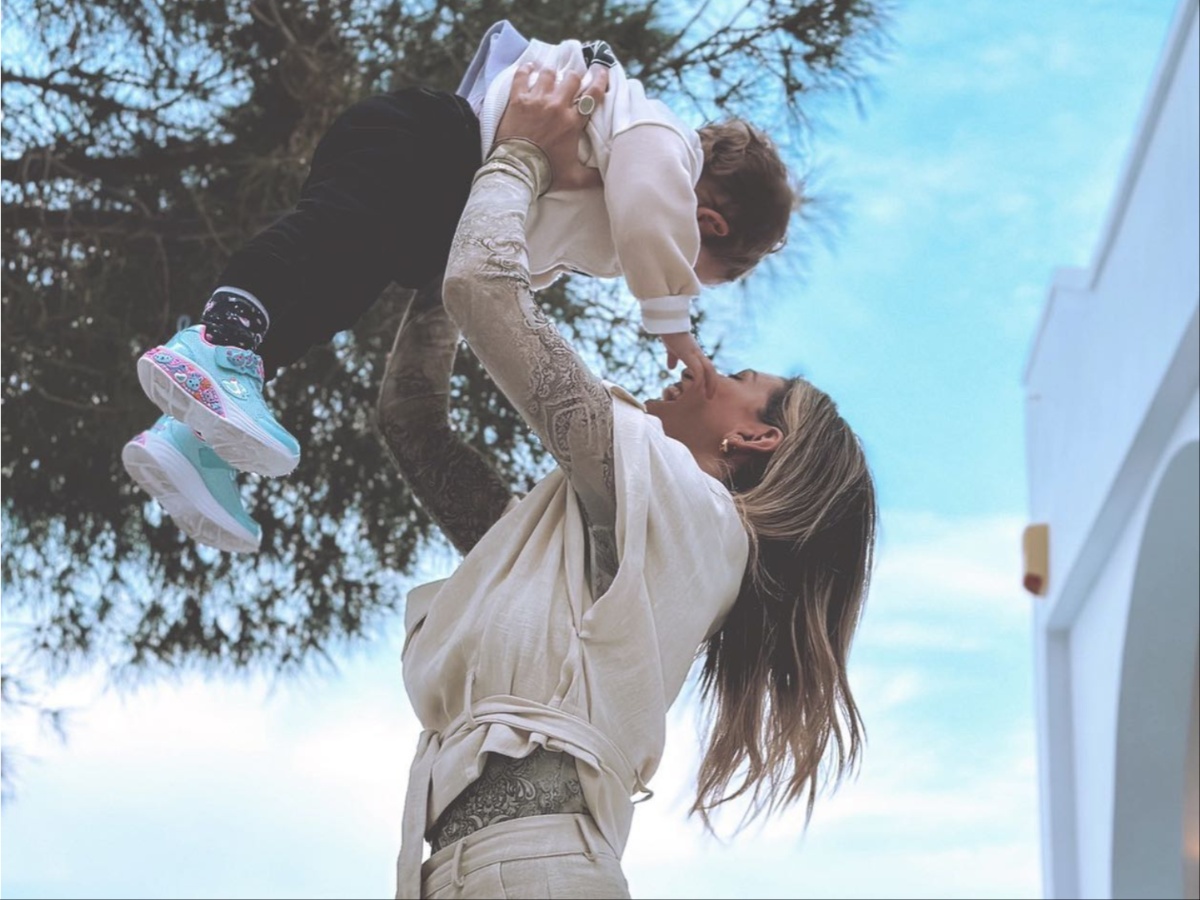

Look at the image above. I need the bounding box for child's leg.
[219,87,482,375]
[209,203,395,374]
[123,416,262,553]
[136,88,480,477]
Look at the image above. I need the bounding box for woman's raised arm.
[440,138,618,526]
[440,135,619,586]
[376,277,514,556]
[380,67,619,586]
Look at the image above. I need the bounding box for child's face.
[693,247,730,286]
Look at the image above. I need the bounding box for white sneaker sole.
[137,353,299,477]
[122,437,260,554]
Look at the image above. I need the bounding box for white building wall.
[1025,1,1200,897]
[1110,431,1198,899]
[1066,499,1137,898]
[1024,5,1199,632]
[1066,395,1199,898]
[1186,667,1199,900]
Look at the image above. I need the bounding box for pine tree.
[1,0,889,685]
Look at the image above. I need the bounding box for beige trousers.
[420,814,630,900]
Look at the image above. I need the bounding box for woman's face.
[645,366,788,477]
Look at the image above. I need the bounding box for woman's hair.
[696,120,800,281]
[694,377,877,827]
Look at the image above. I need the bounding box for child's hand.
[661,332,717,399]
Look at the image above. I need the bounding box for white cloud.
[2,509,1040,899]
[621,697,1039,899]
[867,511,1030,627]
[619,510,1039,897]
[1,645,418,899]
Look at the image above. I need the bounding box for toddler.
[122,20,795,552]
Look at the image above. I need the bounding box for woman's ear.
[697,206,730,239]
[724,425,783,457]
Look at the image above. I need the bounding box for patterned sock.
[581,40,618,68]
[200,288,270,352]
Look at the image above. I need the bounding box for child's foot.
[137,324,299,476]
[122,416,262,553]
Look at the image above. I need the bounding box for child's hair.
[697,121,799,280]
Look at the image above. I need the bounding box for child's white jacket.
[458,22,704,335]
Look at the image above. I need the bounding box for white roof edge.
[1022,0,1198,384]
[1022,267,1090,384]
[1087,0,1199,289]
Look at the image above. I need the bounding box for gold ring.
[574,95,596,116]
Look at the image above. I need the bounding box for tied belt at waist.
[395,691,650,900]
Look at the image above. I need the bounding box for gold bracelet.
[487,138,553,196]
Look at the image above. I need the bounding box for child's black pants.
[216,87,481,374]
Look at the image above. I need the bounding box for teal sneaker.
[122,416,262,553]
[137,324,300,476]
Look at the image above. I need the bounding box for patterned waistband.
[427,746,588,853]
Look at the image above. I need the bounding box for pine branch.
[1,143,244,187]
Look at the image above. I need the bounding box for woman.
[377,66,877,900]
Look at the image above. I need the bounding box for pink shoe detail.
[144,348,226,417]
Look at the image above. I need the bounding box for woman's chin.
[645,382,685,418]
[643,401,683,442]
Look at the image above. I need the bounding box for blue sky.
[0,1,1184,898]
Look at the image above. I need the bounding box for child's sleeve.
[604,124,703,336]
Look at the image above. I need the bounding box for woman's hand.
[494,62,609,192]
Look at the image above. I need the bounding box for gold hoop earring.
[720,438,730,455]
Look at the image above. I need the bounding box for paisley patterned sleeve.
[440,140,619,594]
[376,276,514,557]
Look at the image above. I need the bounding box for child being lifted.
[123,20,797,553]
